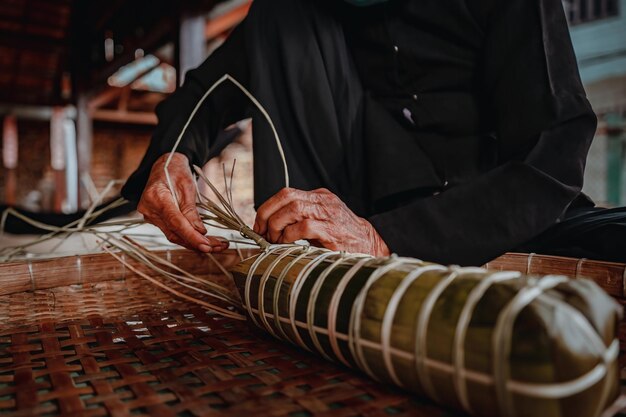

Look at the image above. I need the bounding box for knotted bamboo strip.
[0,248,256,297]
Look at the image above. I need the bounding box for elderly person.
[122,0,626,265]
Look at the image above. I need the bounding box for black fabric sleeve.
[121,25,250,202]
[369,0,597,266]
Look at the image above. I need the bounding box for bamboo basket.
[231,246,623,417]
[1,248,625,416]
[0,249,453,417]
[486,253,626,300]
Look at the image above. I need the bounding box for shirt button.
[443,180,449,188]
[412,94,418,101]
[393,45,399,53]
[402,108,415,125]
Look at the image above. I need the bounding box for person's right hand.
[137,152,229,253]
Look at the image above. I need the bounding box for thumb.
[180,200,207,234]
[177,183,207,234]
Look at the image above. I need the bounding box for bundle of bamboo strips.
[230,246,621,417]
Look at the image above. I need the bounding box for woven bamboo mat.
[0,250,625,416]
[0,264,452,416]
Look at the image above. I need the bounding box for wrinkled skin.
[253,187,390,256]
[139,153,389,256]
[137,152,229,253]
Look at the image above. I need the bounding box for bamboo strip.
[0,248,256,297]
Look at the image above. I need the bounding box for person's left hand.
[253,187,390,256]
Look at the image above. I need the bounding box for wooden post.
[4,169,16,206]
[76,95,93,209]
[606,113,625,206]
[53,170,66,212]
[178,12,206,86]
[50,107,67,212]
[69,0,93,210]
[2,115,18,205]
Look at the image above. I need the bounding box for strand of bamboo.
[0,248,256,297]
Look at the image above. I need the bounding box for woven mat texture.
[0,275,457,417]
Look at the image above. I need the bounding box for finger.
[266,200,323,243]
[254,188,317,235]
[177,181,207,234]
[180,204,207,235]
[149,216,188,247]
[155,217,228,252]
[167,229,228,253]
[161,204,215,252]
[141,187,205,248]
[278,219,329,245]
[144,193,229,252]
[205,235,230,251]
[254,187,296,235]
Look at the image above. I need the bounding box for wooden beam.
[4,169,17,206]
[87,87,123,110]
[0,104,76,120]
[205,1,251,40]
[118,86,131,112]
[92,109,157,125]
[88,60,159,110]
[91,19,174,87]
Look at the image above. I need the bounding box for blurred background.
[0,0,624,224]
[0,0,256,225]
[565,0,626,207]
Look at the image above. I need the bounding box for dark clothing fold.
[122,0,624,265]
[519,207,626,263]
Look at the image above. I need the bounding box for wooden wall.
[90,123,152,200]
[0,121,151,211]
[0,120,257,221]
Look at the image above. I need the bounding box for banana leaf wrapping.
[230,245,621,417]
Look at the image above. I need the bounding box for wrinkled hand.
[137,152,229,253]
[253,188,390,256]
